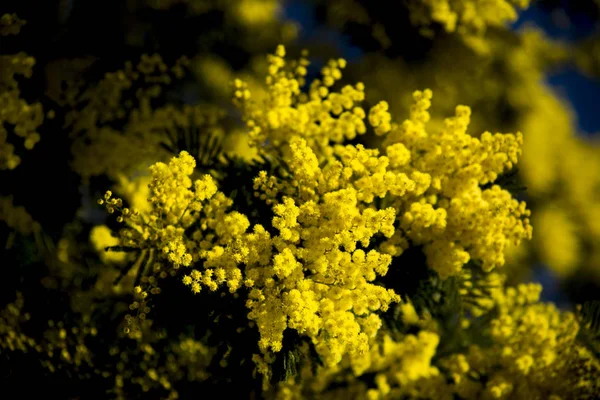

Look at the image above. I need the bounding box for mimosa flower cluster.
[269,284,599,400]
[407,0,531,38]
[99,45,532,377]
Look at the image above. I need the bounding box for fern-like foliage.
[577,300,600,358]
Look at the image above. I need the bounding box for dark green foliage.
[269,328,325,385]
[577,300,600,359]
[482,167,527,197]
[579,300,600,336]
